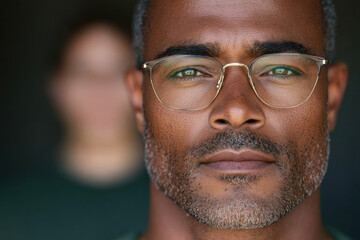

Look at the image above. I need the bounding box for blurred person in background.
[49,16,143,187]
[0,13,149,240]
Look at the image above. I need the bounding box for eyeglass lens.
[149,54,320,110]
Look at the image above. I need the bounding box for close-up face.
[52,24,135,140]
[138,0,335,229]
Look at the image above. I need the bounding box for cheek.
[268,77,328,148]
[143,79,211,151]
[56,83,89,119]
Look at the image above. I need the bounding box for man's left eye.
[268,67,295,76]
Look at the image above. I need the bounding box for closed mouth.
[200,148,275,173]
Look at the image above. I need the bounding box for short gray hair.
[133,0,336,68]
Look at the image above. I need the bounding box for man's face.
[142,0,329,228]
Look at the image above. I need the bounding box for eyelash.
[168,67,208,80]
[261,66,302,78]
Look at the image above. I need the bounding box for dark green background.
[0,0,359,239]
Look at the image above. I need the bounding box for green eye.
[168,67,207,81]
[267,66,300,76]
[175,69,203,78]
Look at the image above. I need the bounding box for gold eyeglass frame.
[142,53,328,111]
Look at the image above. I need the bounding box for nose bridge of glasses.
[223,62,249,71]
[218,62,254,95]
[221,62,251,85]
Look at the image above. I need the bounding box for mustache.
[186,129,291,159]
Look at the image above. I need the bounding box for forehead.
[67,26,128,54]
[144,0,324,60]
[60,25,133,68]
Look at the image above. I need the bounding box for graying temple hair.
[133,0,336,68]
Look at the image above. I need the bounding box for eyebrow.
[153,40,314,60]
[250,41,314,56]
[155,43,221,59]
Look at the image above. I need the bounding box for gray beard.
[144,126,329,229]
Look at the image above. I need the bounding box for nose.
[209,65,265,130]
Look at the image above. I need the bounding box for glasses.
[142,53,328,110]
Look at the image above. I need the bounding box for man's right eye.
[171,68,205,78]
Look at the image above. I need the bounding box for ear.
[126,68,145,133]
[327,62,348,131]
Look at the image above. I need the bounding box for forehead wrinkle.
[145,0,324,61]
[144,0,277,60]
[187,0,278,23]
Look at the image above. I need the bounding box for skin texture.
[50,24,143,186]
[126,0,348,239]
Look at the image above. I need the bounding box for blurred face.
[53,24,134,140]
[141,0,329,229]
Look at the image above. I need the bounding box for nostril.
[246,119,258,124]
[215,119,229,124]
[215,118,257,126]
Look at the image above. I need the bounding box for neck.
[60,132,143,187]
[141,182,332,240]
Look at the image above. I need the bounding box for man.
[124,0,349,239]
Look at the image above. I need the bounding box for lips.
[200,148,275,173]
